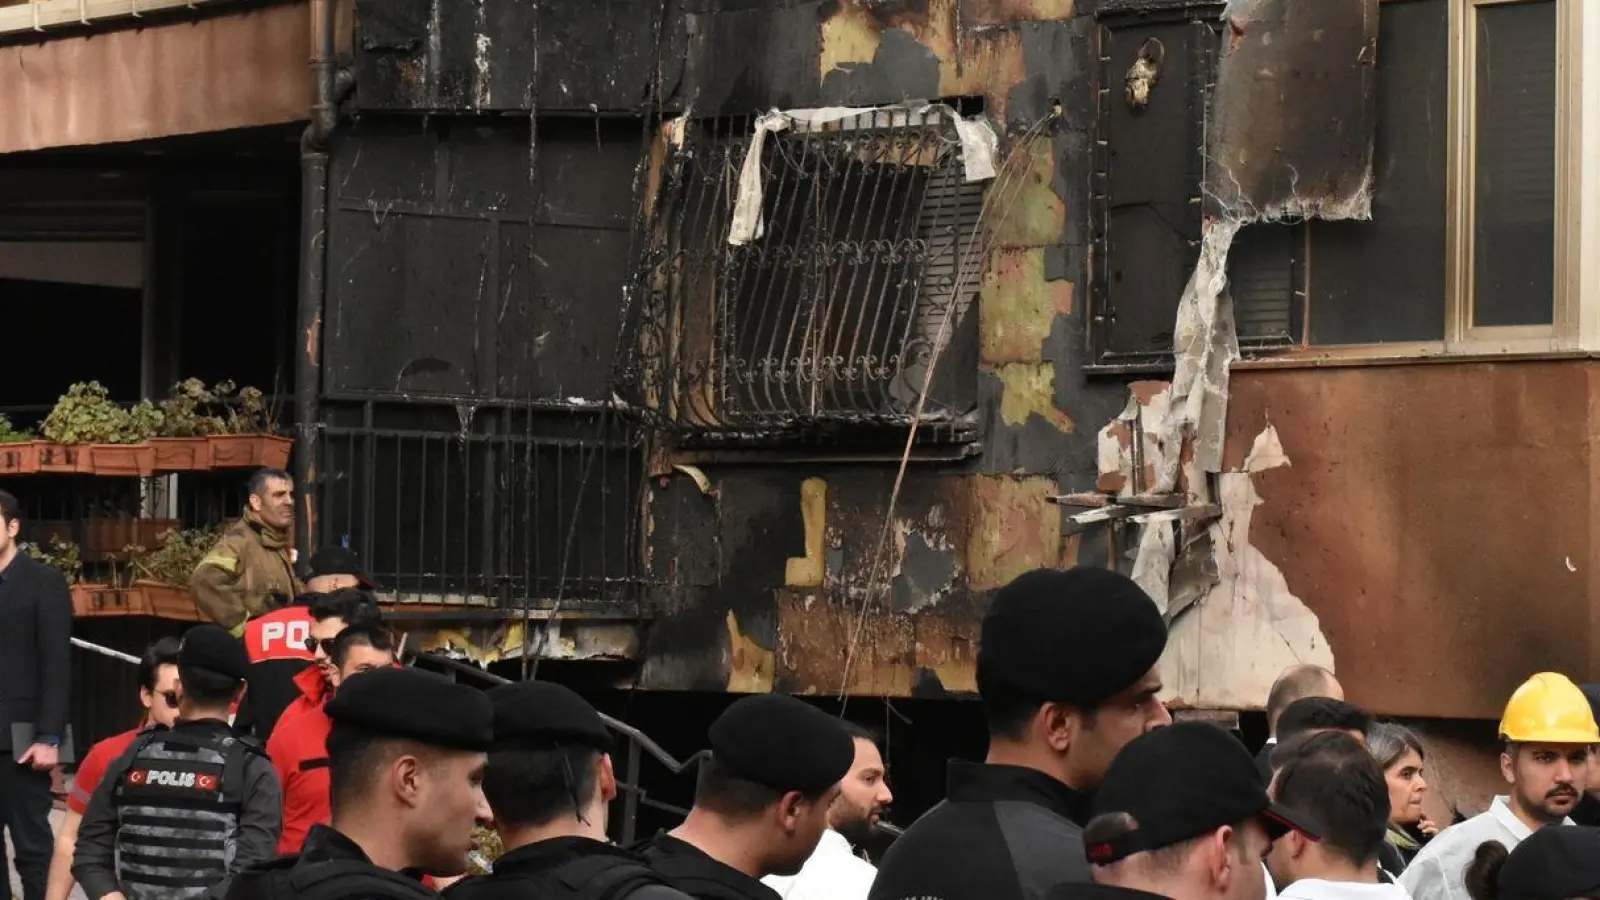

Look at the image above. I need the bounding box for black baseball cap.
[307,545,376,589]
[1086,721,1321,865]
[1497,825,1600,900]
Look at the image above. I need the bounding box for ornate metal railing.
[621,108,986,442]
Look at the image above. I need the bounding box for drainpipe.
[296,0,350,554]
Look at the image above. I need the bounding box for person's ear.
[1500,750,1516,785]
[1040,702,1078,753]
[1208,826,1238,888]
[394,755,425,808]
[598,753,619,803]
[776,791,807,834]
[1289,831,1310,860]
[248,493,264,513]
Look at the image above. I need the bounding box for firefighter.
[191,468,303,636]
[641,695,855,900]
[1056,722,1318,900]
[1400,672,1599,900]
[443,681,691,900]
[870,567,1170,900]
[72,625,282,900]
[227,666,493,900]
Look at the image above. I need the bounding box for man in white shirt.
[1265,731,1412,900]
[763,722,892,900]
[1400,673,1598,900]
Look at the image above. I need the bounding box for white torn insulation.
[726,103,1000,245]
[1160,424,1335,709]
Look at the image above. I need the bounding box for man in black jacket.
[227,666,494,900]
[0,490,73,900]
[870,567,1171,900]
[445,681,690,900]
[73,624,282,900]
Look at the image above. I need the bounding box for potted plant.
[91,399,162,477]
[37,382,159,476]
[22,537,110,616]
[0,414,38,475]
[126,526,217,621]
[207,381,290,469]
[153,378,221,471]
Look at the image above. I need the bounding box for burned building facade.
[0,0,1590,818]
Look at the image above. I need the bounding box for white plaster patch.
[1160,423,1335,710]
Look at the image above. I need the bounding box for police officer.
[641,695,854,900]
[444,682,691,900]
[227,666,493,900]
[871,567,1172,900]
[1050,722,1320,900]
[73,624,282,900]
[191,468,303,636]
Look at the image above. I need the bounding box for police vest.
[102,728,262,900]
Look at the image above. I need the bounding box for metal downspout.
[296,0,347,553]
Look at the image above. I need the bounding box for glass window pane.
[1472,0,1557,328]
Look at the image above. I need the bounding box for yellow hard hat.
[1499,672,1600,744]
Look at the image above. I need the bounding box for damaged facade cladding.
[342,0,1530,731]
[342,0,1121,699]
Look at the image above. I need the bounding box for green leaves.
[40,381,155,444]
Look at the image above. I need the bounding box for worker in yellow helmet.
[1399,673,1597,900]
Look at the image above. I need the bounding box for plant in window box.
[38,382,121,473]
[0,414,39,475]
[22,537,110,616]
[207,381,290,469]
[125,526,218,621]
[153,378,222,471]
[90,399,163,477]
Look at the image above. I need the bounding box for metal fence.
[315,398,646,610]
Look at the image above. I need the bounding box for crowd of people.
[2,480,1599,900]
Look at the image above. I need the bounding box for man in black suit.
[0,490,73,900]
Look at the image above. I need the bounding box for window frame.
[1088,0,1596,369]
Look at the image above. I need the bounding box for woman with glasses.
[44,637,183,900]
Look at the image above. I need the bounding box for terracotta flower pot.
[0,440,39,475]
[259,436,292,469]
[135,581,205,621]
[70,584,126,617]
[151,437,212,472]
[91,443,156,477]
[208,434,292,470]
[36,443,91,474]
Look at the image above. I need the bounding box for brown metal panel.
[1224,362,1594,720]
[0,2,312,155]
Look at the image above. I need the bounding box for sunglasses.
[159,690,180,708]
[300,636,339,655]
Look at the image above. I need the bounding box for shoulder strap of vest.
[102,728,162,797]
[553,856,671,900]
[220,734,267,805]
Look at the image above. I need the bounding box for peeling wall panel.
[1224,363,1594,720]
[1208,0,1378,221]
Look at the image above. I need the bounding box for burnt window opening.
[1093,0,1561,358]
[625,108,986,445]
[1089,2,1305,367]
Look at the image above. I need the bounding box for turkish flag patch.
[195,774,218,791]
[128,770,148,785]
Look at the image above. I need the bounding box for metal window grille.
[624,109,985,442]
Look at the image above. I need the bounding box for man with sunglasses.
[236,547,379,740]
[44,639,182,900]
[268,625,397,855]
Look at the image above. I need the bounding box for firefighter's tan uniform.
[190,512,302,636]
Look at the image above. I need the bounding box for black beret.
[326,667,493,752]
[487,681,614,753]
[976,567,1166,710]
[707,695,854,795]
[179,624,250,681]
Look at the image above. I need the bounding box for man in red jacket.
[267,624,397,855]
[235,547,378,739]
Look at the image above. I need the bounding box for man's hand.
[103,892,127,900]
[20,742,59,770]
